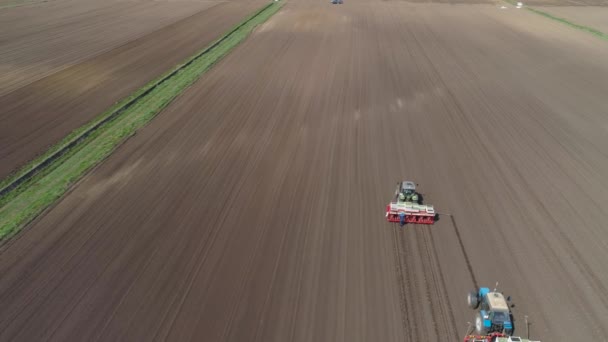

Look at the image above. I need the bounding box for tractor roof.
[486,292,509,311]
[401,181,416,191]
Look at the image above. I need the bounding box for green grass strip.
[0,1,283,240]
[525,7,608,41]
[0,0,45,10]
[501,0,608,42]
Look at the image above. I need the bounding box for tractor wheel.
[475,313,489,335]
[467,290,479,309]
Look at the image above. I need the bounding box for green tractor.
[395,181,421,204]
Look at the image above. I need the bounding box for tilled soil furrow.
[425,228,459,338]
[391,226,413,340]
[414,228,442,340]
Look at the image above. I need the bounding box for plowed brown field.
[1,0,608,341]
[0,0,267,178]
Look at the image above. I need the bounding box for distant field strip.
[525,7,608,41]
[0,0,45,10]
[503,0,608,41]
[0,1,283,240]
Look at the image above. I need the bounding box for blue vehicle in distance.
[468,285,514,336]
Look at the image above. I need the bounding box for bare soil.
[0,0,219,95]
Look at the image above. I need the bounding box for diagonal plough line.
[0,0,283,240]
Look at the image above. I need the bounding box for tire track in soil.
[390,225,414,340]
[414,227,458,340]
[410,228,442,340]
[447,215,478,289]
[392,221,470,341]
[424,228,460,338]
[391,227,443,341]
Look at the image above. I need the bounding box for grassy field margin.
[525,7,608,41]
[0,0,283,240]
[0,0,41,11]
[502,0,608,41]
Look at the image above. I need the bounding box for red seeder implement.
[385,202,436,225]
[463,333,507,342]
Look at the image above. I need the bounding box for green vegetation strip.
[0,1,282,240]
[0,0,45,10]
[525,7,608,41]
[502,0,608,41]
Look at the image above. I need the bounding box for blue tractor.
[467,286,514,335]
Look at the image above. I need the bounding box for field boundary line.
[525,7,608,41]
[503,0,608,41]
[0,0,283,240]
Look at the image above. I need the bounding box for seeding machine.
[385,181,436,225]
[464,334,541,342]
